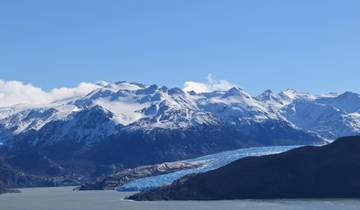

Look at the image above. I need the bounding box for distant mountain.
[0,81,328,171]
[2,82,358,147]
[128,136,360,200]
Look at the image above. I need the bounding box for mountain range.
[0,81,359,177]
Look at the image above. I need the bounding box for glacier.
[117,145,300,191]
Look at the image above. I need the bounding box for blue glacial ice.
[118,145,300,191]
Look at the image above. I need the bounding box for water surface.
[1,187,360,210]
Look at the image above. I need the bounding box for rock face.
[128,136,360,200]
[77,161,203,191]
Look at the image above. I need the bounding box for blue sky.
[0,0,359,94]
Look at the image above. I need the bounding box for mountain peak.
[223,87,249,98]
[135,84,159,95]
[257,89,275,99]
[263,89,274,94]
[279,89,315,102]
[338,91,360,98]
[95,81,110,87]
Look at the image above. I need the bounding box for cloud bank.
[0,75,237,107]
[0,80,100,107]
[183,74,237,93]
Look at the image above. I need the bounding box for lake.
[0,187,360,210]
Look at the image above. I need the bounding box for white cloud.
[183,74,237,93]
[0,80,100,107]
[0,76,237,107]
[48,82,100,102]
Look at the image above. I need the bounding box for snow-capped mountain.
[0,82,275,142]
[1,81,357,142]
[0,81,358,168]
[255,89,360,139]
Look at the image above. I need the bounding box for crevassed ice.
[118,145,300,191]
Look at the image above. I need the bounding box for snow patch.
[95,98,145,125]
